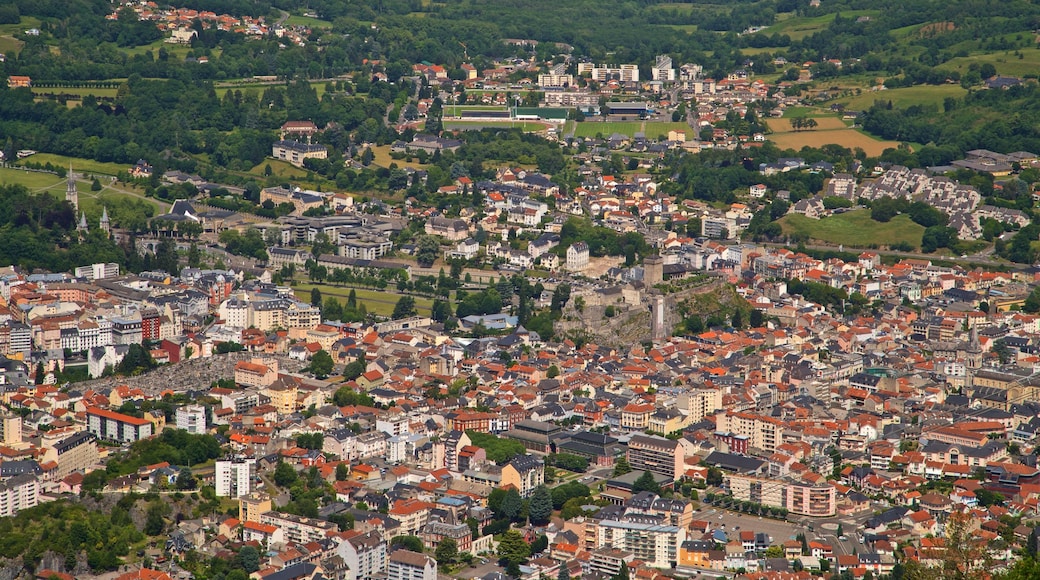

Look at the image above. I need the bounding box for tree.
[557,560,571,580]
[391,535,425,553]
[764,545,784,558]
[992,339,1012,365]
[308,349,334,379]
[632,470,660,494]
[611,563,630,580]
[497,529,531,565]
[528,485,553,525]
[91,178,102,191]
[238,545,260,573]
[34,362,45,385]
[435,538,458,566]
[176,467,197,490]
[144,502,167,535]
[336,463,350,481]
[416,235,441,267]
[392,296,418,319]
[500,488,523,521]
[613,456,632,476]
[311,287,323,307]
[273,461,298,487]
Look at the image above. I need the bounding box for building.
[1,414,21,445]
[593,520,686,569]
[176,405,208,434]
[337,530,388,580]
[234,358,278,388]
[86,407,154,443]
[259,511,338,544]
[272,140,328,167]
[784,481,837,517]
[500,454,544,497]
[239,492,272,522]
[566,242,590,272]
[626,434,695,482]
[578,62,639,83]
[387,550,437,580]
[44,431,99,479]
[0,473,39,517]
[215,457,256,498]
[652,55,676,82]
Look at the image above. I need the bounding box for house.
[7,76,31,88]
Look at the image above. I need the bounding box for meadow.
[836,85,968,110]
[17,153,129,177]
[291,283,433,317]
[778,210,924,248]
[569,121,692,139]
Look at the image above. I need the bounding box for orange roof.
[86,407,151,426]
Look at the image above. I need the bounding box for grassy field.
[836,85,968,110]
[761,10,880,41]
[33,86,120,98]
[17,153,129,177]
[569,121,692,139]
[444,120,548,132]
[368,145,431,170]
[767,117,847,132]
[0,167,66,190]
[285,14,334,28]
[943,47,1040,79]
[778,210,924,248]
[248,159,312,180]
[291,282,433,317]
[0,16,40,55]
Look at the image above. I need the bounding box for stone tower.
[77,212,89,233]
[100,206,110,236]
[643,254,664,286]
[65,165,78,212]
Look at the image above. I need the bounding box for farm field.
[17,153,129,177]
[778,210,924,249]
[836,85,968,110]
[291,283,433,318]
[33,85,121,99]
[765,117,901,156]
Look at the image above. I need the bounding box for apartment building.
[176,405,208,434]
[337,530,388,580]
[626,434,696,482]
[500,454,544,497]
[86,407,153,443]
[239,492,272,522]
[215,457,256,498]
[714,410,783,453]
[44,431,99,479]
[259,511,338,544]
[387,550,437,580]
[0,473,39,517]
[593,519,686,569]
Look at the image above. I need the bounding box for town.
[5,1,1040,580]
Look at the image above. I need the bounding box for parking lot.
[695,506,806,544]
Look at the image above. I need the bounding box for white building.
[176,405,208,435]
[336,530,388,580]
[652,55,676,82]
[566,242,590,272]
[215,457,256,498]
[0,474,39,517]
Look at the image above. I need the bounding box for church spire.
[100,206,110,236]
[77,211,88,233]
[66,164,78,212]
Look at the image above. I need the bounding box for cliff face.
[555,277,749,347]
